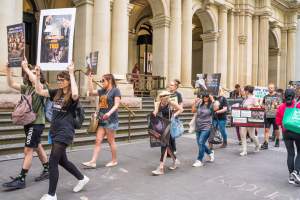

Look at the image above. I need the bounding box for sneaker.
[192,160,204,167]
[35,170,49,182]
[291,170,300,184]
[240,151,247,156]
[82,161,96,168]
[260,142,268,150]
[152,167,164,176]
[289,174,296,185]
[173,151,177,155]
[105,161,118,167]
[169,159,180,170]
[208,150,215,162]
[73,175,90,193]
[275,139,280,147]
[254,144,261,153]
[2,176,25,189]
[40,194,57,200]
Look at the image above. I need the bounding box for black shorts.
[264,118,279,130]
[24,124,45,148]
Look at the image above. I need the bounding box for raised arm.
[88,74,98,96]
[68,63,79,101]
[21,59,36,83]
[35,66,49,97]
[6,64,21,91]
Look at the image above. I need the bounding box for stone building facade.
[0,0,300,98]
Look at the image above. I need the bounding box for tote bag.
[283,102,300,134]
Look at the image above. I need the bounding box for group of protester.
[2,60,300,200]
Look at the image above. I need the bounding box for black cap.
[285,88,295,99]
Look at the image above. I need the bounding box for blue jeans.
[196,130,212,161]
[213,119,227,143]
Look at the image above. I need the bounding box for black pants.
[170,137,176,152]
[283,131,300,173]
[48,142,84,196]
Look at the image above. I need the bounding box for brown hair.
[172,79,181,88]
[103,74,117,88]
[54,71,72,108]
[244,85,254,94]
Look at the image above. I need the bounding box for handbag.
[188,113,196,133]
[87,112,99,133]
[283,102,300,134]
[208,121,223,144]
[170,117,184,139]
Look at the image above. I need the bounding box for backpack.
[12,92,37,125]
[73,102,85,129]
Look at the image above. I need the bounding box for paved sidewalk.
[0,131,300,200]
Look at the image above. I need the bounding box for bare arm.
[35,66,49,97]
[68,63,79,101]
[153,102,160,116]
[88,74,98,96]
[6,64,21,91]
[107,96,121,116]
[170,101,184,117]
[21,59,36,83]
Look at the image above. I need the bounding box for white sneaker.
[169,159,180,170]
[254,144,261,153]
[208,150,215,162]
[40,194,57,200]
[73,175,90,193]
[152,167,164,176]
[82,161,96,168]
[240,151,247,156]
[105,161,118,167]
[192,160,204,167]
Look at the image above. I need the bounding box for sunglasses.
[99,79,106,83]
[57,78,65,82]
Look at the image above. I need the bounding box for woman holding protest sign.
[2,60,49,191]
[151,91,183,175]
[82,73,121,168]
[276,89,300,185]
[35,64,89,200]
[239,85,261,156]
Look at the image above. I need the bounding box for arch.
[269,30,279,49]
[147,0,169,17]
[192,0,217,33]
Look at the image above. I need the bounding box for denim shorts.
[98,121,119,131]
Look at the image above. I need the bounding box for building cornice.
[150,15,171,29]
[200,32,219,42]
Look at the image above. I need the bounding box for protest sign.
[195,73,221,96]
[86,51,99,75]
[231,107,265,128]
[7,23,25,67]
[253,86,268,100]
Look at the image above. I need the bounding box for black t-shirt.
[49,89,78,145]
[214,96,228,120]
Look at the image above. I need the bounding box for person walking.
[239,85,261,156]
[192,92,215,167]
[2,60,49,190]
[82,74,121,168]
[261,83,282,149]
[230,84,243,145]
[151,91,183,175]
[35,64,89,200]
[276,89,300,185]
[168,79,183,154]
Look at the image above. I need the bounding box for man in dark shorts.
[261,83,282,149]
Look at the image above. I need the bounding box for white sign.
[37,8,76,71]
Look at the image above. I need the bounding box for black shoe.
[2,176,25,189]
[274,139,280,148]
[34,170,49,182]
[260,142,268,150]
[291,170,300,184]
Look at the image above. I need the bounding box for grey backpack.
[12,92,37,125]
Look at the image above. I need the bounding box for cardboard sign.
[195,73,221,96]
[37,8,76,71]
[231,107,265,128]
[86,51,99,75]
[7,23,25,67]
[253,86,268,100]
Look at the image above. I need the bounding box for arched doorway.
[268,29,280,85]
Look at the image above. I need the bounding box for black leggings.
[160,145,176,162]
[283,131,300,174]
[48,142,84,196]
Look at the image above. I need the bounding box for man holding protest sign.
[261,83,282,149]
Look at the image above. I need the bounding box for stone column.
[233,11,240,86]
[244,11,253,84]
[110,0,129,79]
[168,0,181,82]
[201,32,219,74]
[252,15,259,86]
[73,0,94,95]
[268,48,280,84]
[279,28,287,88]
[181,0,192,87]
[287,27,296,82]
[217,6,228,88]
[128,32,138,73]
[227,10,235,89]
[258,15,269,86]
[92,0,111,77]
[0,0,22,93]
[151,15,170,80]
[238,11,246,86]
